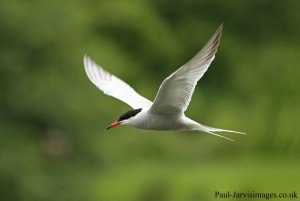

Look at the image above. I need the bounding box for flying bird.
[84,24,245,141]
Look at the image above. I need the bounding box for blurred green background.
[1,0,299,200]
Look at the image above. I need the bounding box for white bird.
[84,24,245,141]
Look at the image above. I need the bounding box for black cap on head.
[118,108,142,121]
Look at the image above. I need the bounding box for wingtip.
[83,54,94,70]
[218,22,223,33]
[83,54,88,69]
[84,54,90,62]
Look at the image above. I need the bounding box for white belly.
[129,111,197,131]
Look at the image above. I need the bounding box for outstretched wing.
[150,24,223,115]
[84,55,152,109]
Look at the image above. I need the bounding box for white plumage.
[84,24,245,141]
[84,56,152,109]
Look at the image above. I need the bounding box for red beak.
[106,121,121,130]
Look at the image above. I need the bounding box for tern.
[84,24,245,141]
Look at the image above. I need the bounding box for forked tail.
[194,124,246,142]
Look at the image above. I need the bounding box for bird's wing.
[84,55,152,109]
[150,24,223,115]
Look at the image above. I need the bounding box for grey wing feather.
[84,56,152,109]
[150,23,223,114]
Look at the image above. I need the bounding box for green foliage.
[0,0,299,200]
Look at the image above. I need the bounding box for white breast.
[128,110,196,131]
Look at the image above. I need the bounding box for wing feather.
[150,24,223,114]
[84,56,152,109]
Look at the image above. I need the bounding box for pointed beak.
[106,121,121,130]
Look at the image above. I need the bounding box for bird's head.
[106,108,142,130]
